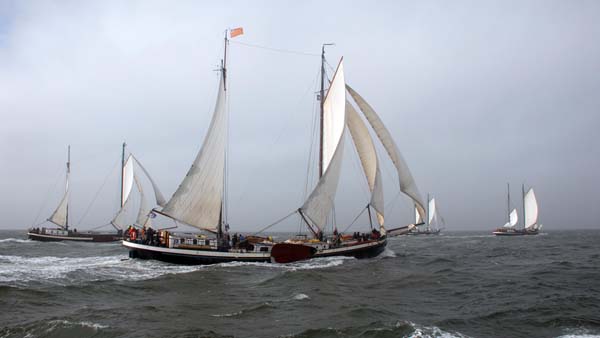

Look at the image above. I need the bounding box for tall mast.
[522,184,526,229]
[121,142,126,208]
[507,182,510,223]
[219,30,229,238]
[66,145,70,229]
[319,43,334,177]
[426,193,430,230]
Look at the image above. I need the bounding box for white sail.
[48,174,69,228]
[346,101,384,226]
[301,59,346,231]
[322,60,346,175]
[346,84,426,222]
[111,194,131,229]
[134,174,151,228]
[428,198,437,225]
[524,188,538,229]
[161,75,227,232]
[122,155,135,207]
[415,206,422,224]
[132,155,166,207]
[509,208,518,227]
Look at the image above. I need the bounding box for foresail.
[346,101,384,226]
[301,59,346,231]
[161,75,227,232]
[48,178,69,228]
[111,195,131,229]
[134,174,151,228]
[346,84,426,222]
[132,155,166,207]
[509,208,518,227]
[524,188,538,228]
[428,198,436,225]
[415,206,423,224]
[122,155,135,207]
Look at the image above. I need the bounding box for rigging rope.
[341,205,369,233]
[30,164,63,228]
[252,209,298,236]
[76,157,120,226]
[230,40,320,57]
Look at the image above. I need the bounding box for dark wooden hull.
[27,231,122,242]
[407,229,441,236]
[123,240,271,265]
[271,238,387,263]
[493,229,539,236]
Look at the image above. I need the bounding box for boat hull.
[123,240,271,265]
[271,238,387,263]
[493,230,539,236]
[27,231,122,242]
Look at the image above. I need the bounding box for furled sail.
[524,188,538,229]
[134,174,151,228]
[301,60,346,231]
[132,155,166,207]
[160,75,227,232]
[346,84,426,222]
[48,173,69,228]
[346,101,384,226]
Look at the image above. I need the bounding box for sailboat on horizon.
[27,144,164,242]
[407,194,444,235]
[493,183,542,236]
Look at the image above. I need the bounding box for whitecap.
[403,321,470,338]
[292,293,309,300]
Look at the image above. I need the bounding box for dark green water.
[1,230,599,338]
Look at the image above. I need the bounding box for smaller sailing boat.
[407,194,443,235]
[493,183,542,236]
[27,146,122,242]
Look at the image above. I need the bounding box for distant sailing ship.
[407,194,444,235]
[493,183,542,236]
[123,30,426,264]
[27,144,163,242]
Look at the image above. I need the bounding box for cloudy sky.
[1,0,599,232]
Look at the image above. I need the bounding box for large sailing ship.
[123,30,427,264]
[493,183,542,236]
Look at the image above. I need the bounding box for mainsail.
[346,101,384,226]
[160,75,227,232]
[346,84,426,222]
[428,198,436,225]
[300,59,346,231]
[415,206,423,224]
[524,188,538,229]
[48,147,70,228]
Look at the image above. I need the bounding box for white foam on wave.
[556,328,600,338]
[47,320,108,331]
[292,293,309,300]
[215,255,353,271]
[0,254,207,285]
[403,321,470,338]
[381,248,397,258]
[0,238,33,243]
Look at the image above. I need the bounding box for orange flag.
[230,27,244,38]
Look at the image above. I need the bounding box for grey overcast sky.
[0,0,599,231]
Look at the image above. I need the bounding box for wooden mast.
[66,145,70,230]
[121,142,126,208]
[219,30,229,240]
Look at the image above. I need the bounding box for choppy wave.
[282,320,468,338]
[0,238,32,244]
[0,319,109,338]
[0,254,207,286]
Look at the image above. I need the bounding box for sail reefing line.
[346,84,427,223]
[48,146,71,229]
